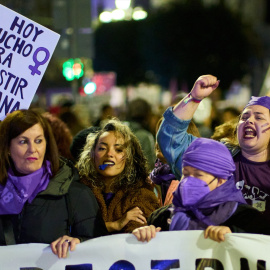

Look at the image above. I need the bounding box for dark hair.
[127,98,152,123]
[70,126,101,161]
[223,107,241,117]
[0,110,59,184]
[43,112,73,160]
[101,104,112,113]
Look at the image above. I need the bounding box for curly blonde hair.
[77,119,150,192]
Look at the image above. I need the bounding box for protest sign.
[0,4,60,120]
[0,231,270,270]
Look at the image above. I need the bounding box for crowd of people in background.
[1,74,270,260]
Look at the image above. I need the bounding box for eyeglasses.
[204,177,217,187]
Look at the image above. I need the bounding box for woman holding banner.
[133,137,270,242]
[0,109,108,258]
[77,119,161,234]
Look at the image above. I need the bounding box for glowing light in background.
[132,8,148,20]
[84,82,97,95]
[99,2,147,23]
[99,11,112,23]
[112,9,126,21]
[115,0,131,10]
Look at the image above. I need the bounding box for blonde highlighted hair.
[77,119,150,191]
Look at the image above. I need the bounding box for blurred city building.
[2,0,270,123]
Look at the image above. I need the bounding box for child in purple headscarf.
[133,137,270,242]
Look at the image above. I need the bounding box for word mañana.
[0,91,20,115]
[18,258,267,270]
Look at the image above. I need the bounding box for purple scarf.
[182,138,236,179]
[0,160,52,215]
[150,159,176,185]
[170,177,246,231]
[244,96,270,110]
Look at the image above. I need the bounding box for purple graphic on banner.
[28,47,50,76]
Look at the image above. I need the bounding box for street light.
[84,82,97,95]
[132,7,148,20]
[115,0,131,10]
[112,9,126,21]
[99,11,112,23]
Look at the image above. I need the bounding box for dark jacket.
[148,203,270,235]
[0,158,108,245]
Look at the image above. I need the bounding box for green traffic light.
[62,58,84,81]
[62,59,75,81]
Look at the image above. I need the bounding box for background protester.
[42,112,74,161]
[58,100,86,137]
[0,110,108,258]
[93,104,116,128]
[77,119,160,233]
[125,98,156,170]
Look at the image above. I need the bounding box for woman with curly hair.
[77,119,161,233]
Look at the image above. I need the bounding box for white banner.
[0,4,60,120]
[0,231,270,270]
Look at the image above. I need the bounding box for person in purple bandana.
[156,75,270,217]
[132,138,270,242]
[0,110,108,258]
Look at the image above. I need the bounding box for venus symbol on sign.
[28,47,50,76]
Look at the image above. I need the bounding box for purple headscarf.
[244,96,270,110]
[170,138,246,231]
[182,138,235,180]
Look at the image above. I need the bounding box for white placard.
[0,4,60,120]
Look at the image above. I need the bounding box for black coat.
[148,203,270,235]
[0,159,108,245]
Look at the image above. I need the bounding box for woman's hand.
[132,225,161,242]
[106,207,147,232]
[191,75,220,100]
[204,225,232,243]
[50,235,80,258]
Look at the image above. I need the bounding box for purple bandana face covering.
[244,96,270,110]
[170,137,247,231]
[179,176,211,206]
